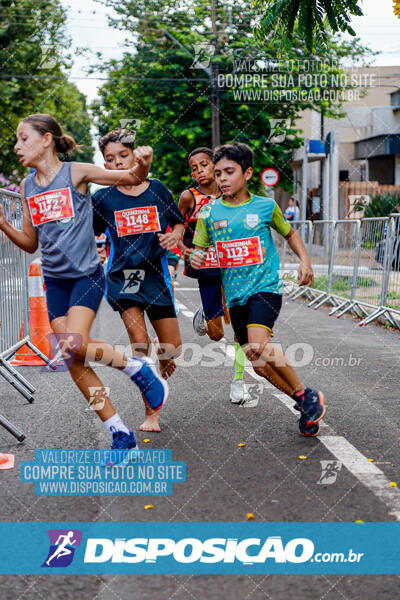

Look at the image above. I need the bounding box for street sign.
[309,139,326,154]
[260,167,280,187]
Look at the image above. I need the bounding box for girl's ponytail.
[22,114,82,155]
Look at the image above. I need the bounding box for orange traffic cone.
[10,259,53,366]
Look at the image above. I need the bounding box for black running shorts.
[229,292,282,346]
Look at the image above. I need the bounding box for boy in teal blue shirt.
[191,142,326,436]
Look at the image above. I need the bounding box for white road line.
[176,300,194,319]
[319,437,400,521]
[270,390,330,430]
[177,293,400,521]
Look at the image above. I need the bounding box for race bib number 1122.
[27,188,74,226]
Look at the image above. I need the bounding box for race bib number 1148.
[115,206,160,237]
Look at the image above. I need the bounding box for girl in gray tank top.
[24,161,99,278]
[0,113,169,455]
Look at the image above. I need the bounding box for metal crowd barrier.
[285,220,336,305]
[0,189,52,441]
[283,213,400,330]
[358,214,400,328]
[328,219,363,318]
[384,213,400,317]
[274,220,313,296]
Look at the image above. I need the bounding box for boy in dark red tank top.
[178,147,251,406]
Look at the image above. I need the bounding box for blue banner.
[0,522,399,574]
[20,449,186,496]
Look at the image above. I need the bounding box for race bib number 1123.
[216,236,263,268]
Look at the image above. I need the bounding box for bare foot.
[159,358,176,379]
[140,412,161,432]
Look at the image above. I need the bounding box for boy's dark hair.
[99,128,136,155]
[188,147,213,161]
[213,142,253,172]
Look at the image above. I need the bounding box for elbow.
[285,228,295,241]
[27,242,39,254]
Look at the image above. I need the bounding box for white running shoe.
[193,306,207,336]
[230,380,258,408]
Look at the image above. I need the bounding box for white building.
[290,66,400,220]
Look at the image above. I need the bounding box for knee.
[59,334,88,362]
[245,347,262,362]
[245,344,266,368]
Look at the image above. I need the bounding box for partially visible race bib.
[216,236,263,268]
[96,233,107,247]
[114,206,160,237]
[188,195,213,222]
[27,187,74,227]
[199,245,219,269]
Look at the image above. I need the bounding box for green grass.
[357,276,378,288]
[312,275,378,293]
[387,290,400,300]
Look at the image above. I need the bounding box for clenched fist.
[134,146,153,170]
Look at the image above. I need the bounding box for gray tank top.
[24,162,99,279]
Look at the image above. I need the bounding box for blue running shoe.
[293,388,326,427]
[101,430,139,466]
[298,413,320,437]
[131,356,169,411]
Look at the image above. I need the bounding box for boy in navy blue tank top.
[93,128,184,433]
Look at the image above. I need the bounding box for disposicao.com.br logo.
[42,529,82,568]
[83,536,362,565]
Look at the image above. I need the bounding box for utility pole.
[210,0,220,148]
[131,0,220,148]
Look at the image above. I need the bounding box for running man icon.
[42,529,82,568]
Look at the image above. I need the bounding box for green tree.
[254,0,363,51]
[93,0,371,196]
[0,0,93,175]
[354,194,400,218]
[42,83,95,164]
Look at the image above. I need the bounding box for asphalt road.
[0,269,399,599]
